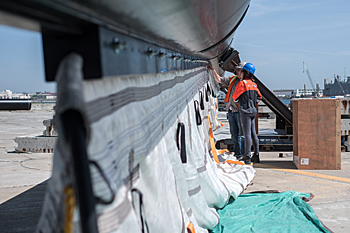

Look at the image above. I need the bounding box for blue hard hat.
[236,62,255,75]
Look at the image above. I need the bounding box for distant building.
[0,90,12,99]
[31,92,57,101]
[323,76,350,96]
[272,89,295,97]
[0,90,30,99]
[291,88,323,97]
[273,89,323,98]
[0,90,57,100]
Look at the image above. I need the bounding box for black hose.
[61,109,99,233]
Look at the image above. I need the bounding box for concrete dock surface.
[0,105,54,232]
[0,108,349,232]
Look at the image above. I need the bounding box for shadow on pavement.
[254,160,297,169]
[0,179,49,233]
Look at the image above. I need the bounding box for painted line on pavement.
[253,163,350,183]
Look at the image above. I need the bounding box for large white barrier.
[37,53,255,232]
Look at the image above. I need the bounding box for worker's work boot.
[239,155,251,165]
[251,153,260,163]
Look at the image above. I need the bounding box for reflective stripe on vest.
[224,76,237,102]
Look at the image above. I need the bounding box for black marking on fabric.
[86,70,207,176]
[187,208,193,218]
[87,69,204,123]
[123,164,140,186]
[196,165,207,173]
[84,69,208,199]
[188,185,201,196]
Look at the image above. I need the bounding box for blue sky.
[0,25,55,93]
[232,0,350,90]
[0,0,349,93]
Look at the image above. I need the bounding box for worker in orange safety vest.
[208,65,245,159]
[232,62,262,164]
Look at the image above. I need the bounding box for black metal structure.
[254,77,293,134]
[219,48,241,72]
[42,26,208,80]
[0,100,32,110]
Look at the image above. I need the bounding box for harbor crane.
[303,62,320,97]
[303,62,316,89]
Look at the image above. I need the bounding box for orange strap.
[187,222,196,233]
[214,107,224,127]
[63,186,75,233]
[209,115,245,166]
[225,160,245,166]
[217,149,229,154]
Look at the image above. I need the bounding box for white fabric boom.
[36,53,255,233]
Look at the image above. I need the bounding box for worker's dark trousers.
[228,110,245,156]
[240,113,259,157]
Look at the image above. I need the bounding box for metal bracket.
[218,47,241,72]
[43,25,207,81]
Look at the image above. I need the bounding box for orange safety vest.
[232,78,262,101]
[224,75,238,102]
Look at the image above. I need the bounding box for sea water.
[279,98,291,105]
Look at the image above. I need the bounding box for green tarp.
[210,191,331,233]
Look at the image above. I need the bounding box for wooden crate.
[293,98,341,170]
